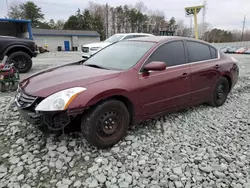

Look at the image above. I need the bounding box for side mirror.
[143,61,166,72]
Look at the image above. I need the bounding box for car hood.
[83,42,112,48]
[21,63,120,97]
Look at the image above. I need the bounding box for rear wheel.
[81,100,130,149]
[209,77,230,107]
[8,51,32,73]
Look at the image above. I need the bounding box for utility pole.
[241,15,246,41]
[6,0,9,16]
[106,3,109,39]
[190,17,193,37]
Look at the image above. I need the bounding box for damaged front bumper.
[18,108,41,126]
[15,89,85,134]
[17,106,85,135]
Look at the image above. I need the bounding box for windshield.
[104,34,125,43]
[84,41,155,70]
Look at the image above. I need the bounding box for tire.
[0,83,6,92]
[8,51,32,73]
[81,100,130,149]
[209,77,230,107]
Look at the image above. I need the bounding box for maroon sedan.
[15,36,239,148]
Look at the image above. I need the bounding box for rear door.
[185,40,221,104]
[137,40,192,117]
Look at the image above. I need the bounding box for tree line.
[6,0,250,42]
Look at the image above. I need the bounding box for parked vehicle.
[244,48,250,54]
[15,36,239,148]
[0,36,38,73]
[219,46,230,53]
[235,47,248,54]
[227,47,239,54]
[81,33,154,58]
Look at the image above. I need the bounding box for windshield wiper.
[84,64,109,70]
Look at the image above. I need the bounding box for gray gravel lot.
[0,52,249,188]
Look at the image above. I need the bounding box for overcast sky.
[1,0,250,30]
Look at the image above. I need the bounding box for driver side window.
[145,40,186,67]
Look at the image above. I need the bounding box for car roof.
[127,36,217,46]
[115,33,153,36]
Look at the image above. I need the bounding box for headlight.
[35,87,86,111]
[90,47,100,51]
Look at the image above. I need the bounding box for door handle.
[181,73,188,79]
[214,64,220,69]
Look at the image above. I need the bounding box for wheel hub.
[98,111,119,136]
[217,83,225,99]
[14,57,26,69]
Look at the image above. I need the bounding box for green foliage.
[8,1,44,27]
[7,0,184,39]
[37,22,51,29]
[92,13,105,40]
[64,9,93,30]
[63,15,78,30]
[203,28,233,43]
[63,1,177,39]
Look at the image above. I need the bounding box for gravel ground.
[0,53,249,188]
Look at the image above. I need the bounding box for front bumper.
[32,51,38,58]
[15,88,84,134]
[82,54,91,59]
[82,50,98,58]
[18,108,42,126]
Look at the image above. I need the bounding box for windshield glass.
[84,41,155,70]
[104,34,125,43]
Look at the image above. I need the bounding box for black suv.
[0,36,38,73]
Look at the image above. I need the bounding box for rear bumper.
[231,64,239,89]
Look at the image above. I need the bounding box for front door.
[64,41,70,51]
[137,40,192,118]
[185,40,221,104]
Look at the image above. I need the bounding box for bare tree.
[244,29,250,41]
[148,10,166,34]
[135,1,147,13]
[175,19,187,36]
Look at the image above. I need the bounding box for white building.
[32,28,100,52]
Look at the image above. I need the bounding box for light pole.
[185,5,204,39]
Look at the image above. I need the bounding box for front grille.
[15,91,38,109]
[82,47,89,53]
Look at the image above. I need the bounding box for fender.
[67,88,133,110]
[3,44,33,57]
[86,89,133,107]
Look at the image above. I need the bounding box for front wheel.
[8,51,32,73]
[209,77,230,107]
[81,100,130,149]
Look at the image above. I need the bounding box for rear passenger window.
[146,41,186,67]
[210,47,218,59]
[186,41,211,62]
[123,35,134,40]
[133,35,148,38]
